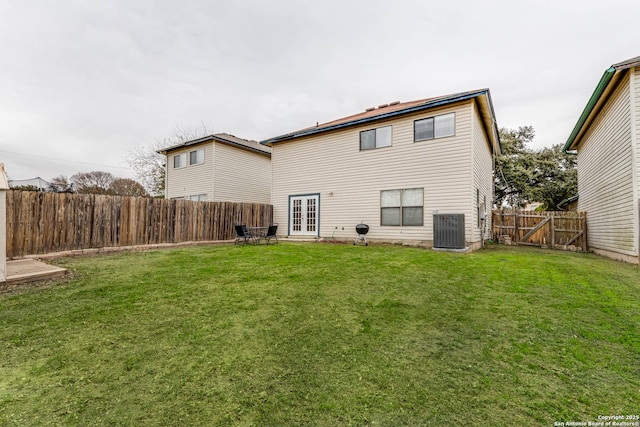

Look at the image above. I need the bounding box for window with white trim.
[189,148,204,165]
[414,112,455,142]
[173,153,186,168]
[360,125,392,150]
[189,194,207,201]
[380,188,424,226]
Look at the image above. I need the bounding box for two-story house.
[261,89,501,249]
[159,133,271,203]
[563,56,640,264]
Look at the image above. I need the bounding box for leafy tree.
[109,178,149,197]
[534,144,577,210]
[71,171,115,195]
[494,126,577,210]
[494,126,536,208]
[127,124,212,198]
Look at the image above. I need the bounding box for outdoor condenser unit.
[433,214,465,249]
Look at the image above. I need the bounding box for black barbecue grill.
[353,223,369,246]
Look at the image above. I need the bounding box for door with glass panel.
[289,194,319,236]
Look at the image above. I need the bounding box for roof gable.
[564,55,640,152]
[260,89,501,154]
[158,133,271,156]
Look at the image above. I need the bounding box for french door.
[289,194,319,236]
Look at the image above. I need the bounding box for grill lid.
[355,224,369,234]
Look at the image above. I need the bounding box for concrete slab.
[4,259,67,284]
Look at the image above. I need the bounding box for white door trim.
[288,193,320,236]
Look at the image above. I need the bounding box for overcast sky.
[0,0,638,181]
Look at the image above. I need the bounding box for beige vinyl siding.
[633,66,640,256]
[214,143,272,204]
[165,143,214,200]
[471,102,494,242]
[577,72,637,256]
[271,101,480,242]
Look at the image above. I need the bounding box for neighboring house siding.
[166,143,214,200]
[471,102,494,242]
[577,72,637,256]
[214,143,272,204]
[271,101,488,244]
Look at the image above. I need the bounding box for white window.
[173,153,186,168]
[360,125,392,150]
[381,188,423,226]
[414,112,455,142]
[414,118,434,141]
[434,113,455,138]
[189,148,204,165]
[189,194,207,201]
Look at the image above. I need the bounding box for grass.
[1,243,639,426]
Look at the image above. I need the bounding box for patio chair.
[234,224,254,245]
[265,223,278,245]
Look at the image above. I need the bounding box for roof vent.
[365,107,375,112]
[389,101,400,106]
[378,103,389,108]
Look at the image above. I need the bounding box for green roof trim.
[563,67,616,152]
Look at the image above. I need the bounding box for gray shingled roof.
[158,133,271,156]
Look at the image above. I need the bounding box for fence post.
[0,164,9,282]
[551,214,555,248]
[514,210,519,244]
[582,213,588,252]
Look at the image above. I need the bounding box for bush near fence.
[6,190,272,259]
[492,209,587,251]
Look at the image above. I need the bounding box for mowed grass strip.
[1,243,639,426]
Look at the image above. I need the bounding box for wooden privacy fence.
[492,210,587,251]
[6,190,273,259]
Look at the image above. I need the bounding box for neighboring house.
[8,177,74,193]
[158,133,271,204]
[557,195,579,211]
[524,202,543,211]
[563,55,640,264]
[261,89,501,249]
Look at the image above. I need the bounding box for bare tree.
[126,123,213,198]
[109,178,149,197]
[71,171,115,194]
[49,175,75,193]
[127,141,167,198]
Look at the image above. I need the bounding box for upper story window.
[189,148,204,165]
[360,125,392,151]
[414,112,455,142]
[173,153,186,168]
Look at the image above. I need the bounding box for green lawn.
[1,243,639,426]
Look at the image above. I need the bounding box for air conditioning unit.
[433,214,465,249]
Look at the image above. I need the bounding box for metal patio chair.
[264,223,278,244]
[234,224,254,245]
